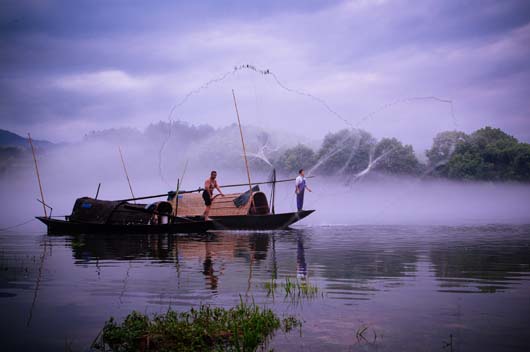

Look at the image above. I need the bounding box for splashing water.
[246,142,277,168]
[308,131,359,175]
[337,131,364,175]
[348,146,397,183]
[157,64,457,184]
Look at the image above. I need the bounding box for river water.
[0,224,529,351]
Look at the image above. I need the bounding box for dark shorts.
[202,191,212,206]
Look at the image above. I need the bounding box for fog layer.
[1,136,529,229]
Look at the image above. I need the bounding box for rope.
[0,218,35,233]
[156,63,457,184]
[355,96,457,129]
[157,69,239,186]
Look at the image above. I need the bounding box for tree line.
[2,125,529,182]
[268,126,530,182]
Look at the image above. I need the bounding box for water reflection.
[67,232,275,293]
[430,236,530,293]
[296,232,307,280]
[202,241,219,291]
[63,226,530,297]
[1,225,529,352]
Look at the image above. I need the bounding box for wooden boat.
[32,92,315,234]
[36,216,212,235]
[172,186,314,230]
[36,183,314,234]
[36,197,213,235]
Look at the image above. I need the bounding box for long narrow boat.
[36,215,212,235]
[33,91,315,235]
[36,197,213,235]
[36,184,314,234]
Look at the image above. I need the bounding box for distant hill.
[0,129,53,148]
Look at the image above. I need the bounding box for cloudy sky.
[1,0,529,150]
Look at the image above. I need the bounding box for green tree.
[426,131,469,171]
[373,138,421,175]
[444,126,530,181]
[314,129,376,174]
[275,144,316,173]
[511,143,530,180]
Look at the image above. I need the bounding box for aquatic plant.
[265,277,322,302]
[91,300,301,352]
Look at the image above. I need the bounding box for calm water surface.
[1,224,529,351]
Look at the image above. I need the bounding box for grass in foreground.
[92,300,301,352]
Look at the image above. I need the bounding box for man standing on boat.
[203,170,224,220]
[295,169,312,211]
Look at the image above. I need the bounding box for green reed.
[265,277,322,302]
[91,299,301,352]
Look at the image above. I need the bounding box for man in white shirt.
[295,169,312,211]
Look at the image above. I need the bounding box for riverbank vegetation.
[2,125,529,182]
[272,126,530,181]
[91,300,301,352]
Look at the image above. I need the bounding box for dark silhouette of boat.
[36,215,212,235]
[36,197,213,235]
[36,183,314,234]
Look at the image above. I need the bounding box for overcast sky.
[1,0,529,151]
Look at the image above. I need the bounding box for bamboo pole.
[117,176,315,203]
[175,178,180,216]
[118,147,136,203]
[28,133,47,217]
[95,183,101,200]
[232,90,253,196]
[271,169,274,214]
[223,176,312,189]
[174,160,188,216]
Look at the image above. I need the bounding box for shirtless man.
[203,170,224,220]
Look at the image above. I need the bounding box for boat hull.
[36,217,213,235]
[211,210,314,230]
[37,210,315,234]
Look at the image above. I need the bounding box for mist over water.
[4,62,523,230]
[1,136,529,229]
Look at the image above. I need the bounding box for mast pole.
[95,183,101,200]
[175,178,180,216]
[272,168,276,214]
[28,133,47,217]
[231,90,254,200]
[118,146,136,203]
[174,160,188,216]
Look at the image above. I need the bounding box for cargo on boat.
[171,185,314,230]
[36,197,213,235]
